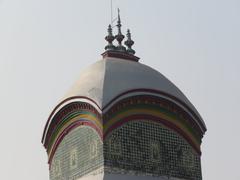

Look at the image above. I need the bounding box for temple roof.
[63,57,206,130]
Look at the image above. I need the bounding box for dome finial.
[124,29,136,55]
[115,8,126,52]
[117,8,121,32]
[105,24,115,51]
[102,8,140,62]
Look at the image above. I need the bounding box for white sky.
[0,0,239,179]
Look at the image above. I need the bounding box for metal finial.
[115,8,126,52]
[105,24,115,51]
[117,8,121,30]
[124,29,135,55]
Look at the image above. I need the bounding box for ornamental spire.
[102,8,139,62]
[124,29,135,55]
[115,8,126,52]
[105,24,115,51]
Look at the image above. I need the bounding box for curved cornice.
[42,89,206,164]
[42,96,101,144]
[42,89,206,144]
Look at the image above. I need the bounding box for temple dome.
[63,57,206,130]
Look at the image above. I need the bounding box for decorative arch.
[103,94,203,154]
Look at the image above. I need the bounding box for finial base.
[101,50,140,62]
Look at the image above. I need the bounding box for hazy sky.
[0,0,239,179]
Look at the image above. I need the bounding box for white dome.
[64,57,206,130]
